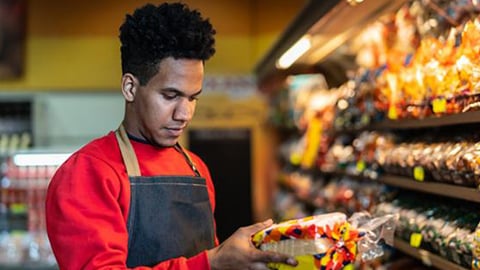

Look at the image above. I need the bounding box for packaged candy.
[252,212,396,270]
[473,222,480,270]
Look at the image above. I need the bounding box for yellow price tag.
[290,153,302,166]
[388,105,398,120]
[413,166,425,182]
[432,98,447,114]
[360,114,370,125]
[410,233,423,248]
[343,264,355,270]
[356,160,366,173]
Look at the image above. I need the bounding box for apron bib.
[115,125,215,267]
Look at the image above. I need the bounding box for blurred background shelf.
[379,174,480,203]
[394,238,468,270]
[372,110,480,130]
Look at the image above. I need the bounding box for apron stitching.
[127,183,137,251]
[130,183,207,187]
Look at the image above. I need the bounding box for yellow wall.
[0,0,304,91]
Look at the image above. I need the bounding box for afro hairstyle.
[119,2,216,85]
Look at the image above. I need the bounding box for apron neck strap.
[115,124,141,177]
[174,143,201,177]
[115,124,202,178]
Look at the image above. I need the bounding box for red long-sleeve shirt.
[45,131,218,270]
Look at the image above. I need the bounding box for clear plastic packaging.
[252,212,396,270]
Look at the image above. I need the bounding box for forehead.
[148,57,204,93]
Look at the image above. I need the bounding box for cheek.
[145,100,174,122]
[188,101,197,113]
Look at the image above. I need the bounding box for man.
[45,2,297,270]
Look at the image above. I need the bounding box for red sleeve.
[45,152,212,270]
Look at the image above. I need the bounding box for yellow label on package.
[301,118,322,169]
[473,224,480,269]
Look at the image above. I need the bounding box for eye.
[162,91,179,100]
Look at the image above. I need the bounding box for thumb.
[244,219,274,236]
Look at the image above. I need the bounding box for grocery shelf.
[373,110,480,130]
[333,110,480,134]
[379,174,480,203]
[394,238,468,270]
[332,171,480,203]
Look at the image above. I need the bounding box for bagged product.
[473,222,480,270]
[252,212,396,270]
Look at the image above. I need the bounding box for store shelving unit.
[373,110,480,130]
[394,238,468,270]
[330,112,480,269]
[341,111,480,268]
[336,171,480,203]
[333,110,480,133]
[379,174,480,203]
[0,99,58,269]
[255,0,480,269]
[283,169,477,270]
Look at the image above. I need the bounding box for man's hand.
[206,219,298,270]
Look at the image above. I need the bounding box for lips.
[165,127,184,137]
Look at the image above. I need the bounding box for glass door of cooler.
[0,152,70,269]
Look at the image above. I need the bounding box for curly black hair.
[119,2,216,85]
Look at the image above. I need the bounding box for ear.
[121,73,138,102]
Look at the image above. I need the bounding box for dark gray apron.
[115,125,215,267]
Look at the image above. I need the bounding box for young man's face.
[125,57,203,147]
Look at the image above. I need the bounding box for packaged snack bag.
[473,222,480,270]
[252,212,396,270]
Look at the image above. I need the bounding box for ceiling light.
[347,0,365,6]
[13,153,71,166]
[276,35,311,69]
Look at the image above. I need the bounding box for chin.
[155,138,178,148]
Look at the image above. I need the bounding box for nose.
[173,97,195,122]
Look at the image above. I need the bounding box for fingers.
[241,219,274,236]
[249,262,273,270]
[243,220,298,267]
[252,249,298,266]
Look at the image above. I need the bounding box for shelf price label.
[360,114,370,125]
[356,160,366,173]
[413,166,425,182]
[410,233,423,248]
[432,98,447,114]
[388,105,398,120]
[289,153,302,166]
